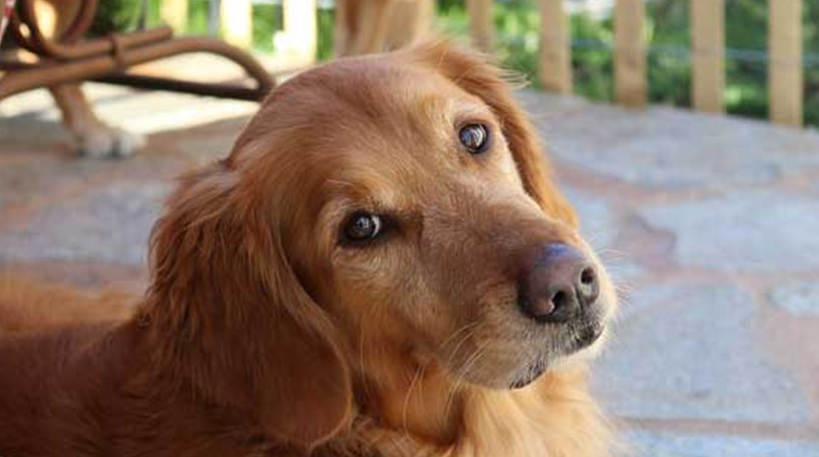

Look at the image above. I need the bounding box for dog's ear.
[143,163,351,449]
[409,41,579,227]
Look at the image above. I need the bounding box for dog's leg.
[382,0,434,50]
[334,0,394,56]
[335,0,434,57]
[36,0,143,158]
[333,0,357,56]
[353,0,395,55]
[49,83,144,158]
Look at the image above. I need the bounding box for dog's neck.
[345,338,613,457]
[354,348,464,444]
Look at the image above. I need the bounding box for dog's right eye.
[343,213,383,243]
[459,124,490,154]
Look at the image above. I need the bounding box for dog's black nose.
[518,243,599,323]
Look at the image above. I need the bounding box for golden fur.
[0,42,617,456]
[334,0,434,56]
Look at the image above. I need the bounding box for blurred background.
[1,0,818,456]
[139,0,819,126]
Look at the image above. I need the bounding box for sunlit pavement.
[1,81,818,456]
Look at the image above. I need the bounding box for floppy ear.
[409,41,579,227]
[142,163,351,448]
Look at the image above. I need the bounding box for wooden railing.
[160,0,807,128]
[470,0,805,127]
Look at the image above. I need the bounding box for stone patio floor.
[1,80,818,456]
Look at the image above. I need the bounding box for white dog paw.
[77,127,145,159]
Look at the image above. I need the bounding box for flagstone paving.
[1,83,817,456]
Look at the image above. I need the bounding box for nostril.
[551,290,569,312]
[577,266,600,306]
[580,267,596,286]
[520,286,578,323]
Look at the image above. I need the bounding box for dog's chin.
[508,322,607,390]
[444,321,608,391]
[509,359,549,390]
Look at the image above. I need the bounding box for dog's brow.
[453,102,494,123]
[322,180,402,213]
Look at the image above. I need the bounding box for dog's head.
[146,42,616,449]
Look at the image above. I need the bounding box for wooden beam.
[768,0,803,126]
[539,0,572,94]
[160,0,188,32]
[466,0,493,52]
[691,0,725,113]
[614,0,646,107]
[220,0,253,48]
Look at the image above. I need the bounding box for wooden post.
[691,0,725,113]
[280,0,317,64]
[220,0,253,48]
[539,0,572,94]
[769,0,803,127]
[614,0,646,107]
[466,0,493,52]
[160,0,188,32]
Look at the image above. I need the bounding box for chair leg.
[1,36,275,101]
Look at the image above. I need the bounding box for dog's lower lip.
[510,378,530,389]
[510,360,547,389]
[576,323,605,348]
[510,323,605,389]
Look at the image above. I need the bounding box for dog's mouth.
[571,321,605,351]
[510,359,549,389]
[509,322,605,390]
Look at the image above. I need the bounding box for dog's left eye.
[459,124,490,154]
[343,213,383,243]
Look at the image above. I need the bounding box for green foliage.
[147,0,160,25]
[804,4,819,127]
[250,3,279,53]
[571,13,613,102]
[435,1,469,39]
[491,0,541,85]
[723,0,767,120]
[437,0,465,14]
[646,0,691,107]
[186,0,209,36]
[315,7,336,61]
[90,0,143,35]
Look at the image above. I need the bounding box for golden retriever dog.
[0,42,617,456]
